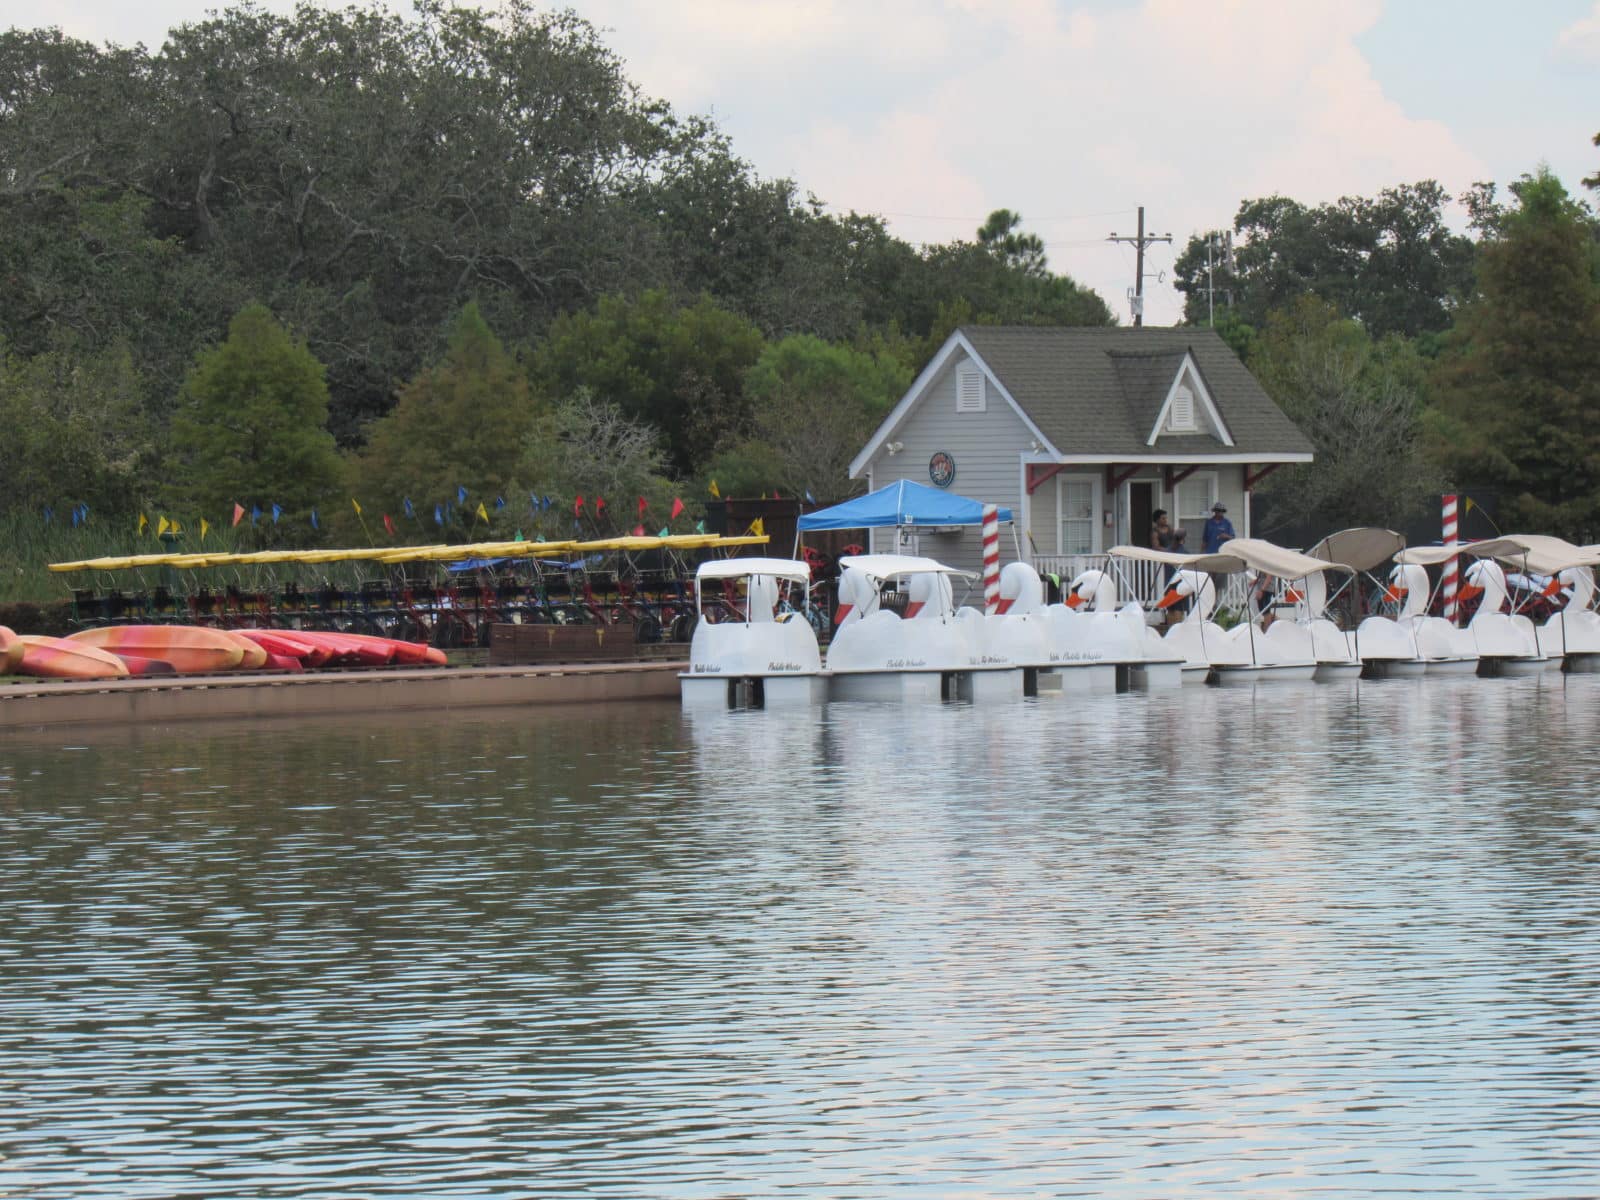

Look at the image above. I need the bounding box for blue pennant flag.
[403,496,414,519]
[311,508,319,530]
[529,492,539,513]
[542,495,552,511]
[77,502,90,525]
[43,505,54,524]
[70,505,80,528]
[434,504,444,526]
[251,505,261,525]
[456,485,468,504]
[271,503,282,524]
[805,490,816,504]
[494,496,505,511]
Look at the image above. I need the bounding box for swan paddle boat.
[1112,541,1332,684]
[680,557,826,709]
[1396,539,1553,675]
[1307,528,1430,677]
[1060,566,1183,689]
[1539,555,1600,672]
[827,554,1021,702]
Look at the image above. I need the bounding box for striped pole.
[1442,493,1459,622]
[981,504,1001,615]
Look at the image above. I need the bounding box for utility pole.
[1107,206,1171,327]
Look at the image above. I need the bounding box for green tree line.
[2,1,1598,584]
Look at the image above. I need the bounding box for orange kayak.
[69,625,245,674]
[1,625,22,675]
[220,632,269,670]
[19,635,131,680]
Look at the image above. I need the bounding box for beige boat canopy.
[1305,528,1407,573]
[1110,538,1354,579]
[1395,535,1600,575]
[695,557,812,584]
[838,554,977,580]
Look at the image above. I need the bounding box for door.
[1128,480,1156,549]
[1056,476,1099,556]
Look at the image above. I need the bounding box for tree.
[351,303,542,525]
[519,390,673,535]
[740,335,910,500]
[977,209,1049,277]
[1250,297,1438,534]
[532,290,766,477]
[167,304,342,526]
[0,338,151,517]
[1426,169,1600,539]
[1173,182,1476,339]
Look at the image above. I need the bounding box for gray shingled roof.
[958,326,1314,458]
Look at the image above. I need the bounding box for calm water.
[3,678,1599,1199]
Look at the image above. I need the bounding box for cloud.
[586,0,1484,324]
[1553,1,1600,64]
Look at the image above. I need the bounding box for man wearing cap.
[1202,502,1235,554]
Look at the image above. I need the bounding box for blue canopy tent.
[794,479,1017,557]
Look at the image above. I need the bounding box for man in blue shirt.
[1202,503,1235,554]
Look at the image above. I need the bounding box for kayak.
[234,628,333,667]
[221,632,269,670]
[116,654,177,676]
[1,625,22,675]
[326,629,448,666]
[68,625,245,674]
[18,635,131,680]
[283,629,395,666]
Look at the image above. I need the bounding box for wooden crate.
[488,623,682,666]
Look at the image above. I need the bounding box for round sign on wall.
[928,451,956,488]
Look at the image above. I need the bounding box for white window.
[1173,472,1217,533]
[1167,384,1196,431]
[1057,476,1098,556]
[956,362,986,413]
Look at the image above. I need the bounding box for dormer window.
[956,362,986,413]
[1167,384,1196,432]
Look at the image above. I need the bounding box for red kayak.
[69,625,244,674]
[19,635,131,680]
[235,628,333,667]
[279,629,395,666]
[328,630,448,666]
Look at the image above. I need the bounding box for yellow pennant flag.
[708,479,721,499]
[170,518,182,534]
[199,518,211,543]
[476,500,489,522]
[138,512,149,536]
[156,515,170,537]
[747,516,766,537]
[351,497,363,516]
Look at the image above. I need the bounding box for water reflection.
[3,681,1599,1197]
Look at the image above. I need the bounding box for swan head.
[1156,574,1195,610]
[1063,568,1104,610]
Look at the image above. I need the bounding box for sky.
[9,0,1598,326]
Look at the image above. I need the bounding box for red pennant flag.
[632,523,645,536]
[383,513,396,536]
[574,495,584,516]
[595,495,606,514]
[637,495,647,516]
[232,502,245,528]
[670,497,684,520]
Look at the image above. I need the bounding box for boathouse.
[848,326,1314,592]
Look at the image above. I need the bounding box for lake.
[3,676,1598,1198]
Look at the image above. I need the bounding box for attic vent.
[1167,384,1196,432]
[956,362,986,413]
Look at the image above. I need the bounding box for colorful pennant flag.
[595,495,606,514]
[157,515,170,537]
[575,495,585,517]
[632,523,645,536]
[456,485,468,504]
[251,505,261,525]
[383,513,396,535]
[311,508,319,530]
[475,501,488,523]
[748,517,766,537]
[199,518,210,542]
[138,512,149,536]
[232,502,245,528]
[403,496,415,519]
[271,503,282,524]
[637,496,647,516]
[495,496,505,511]
[657,525,669,537]
[42,505,54,524]
[805,490,816,504]
[694,519,706,534]
[670,497,684,520]
[351,497,362,517]
[708,479,721,499]
[434,504,444,526]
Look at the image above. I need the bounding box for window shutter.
[956,363,986,413]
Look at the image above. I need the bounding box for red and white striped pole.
[981,504,1001,615]
[1442,493,1459,623]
